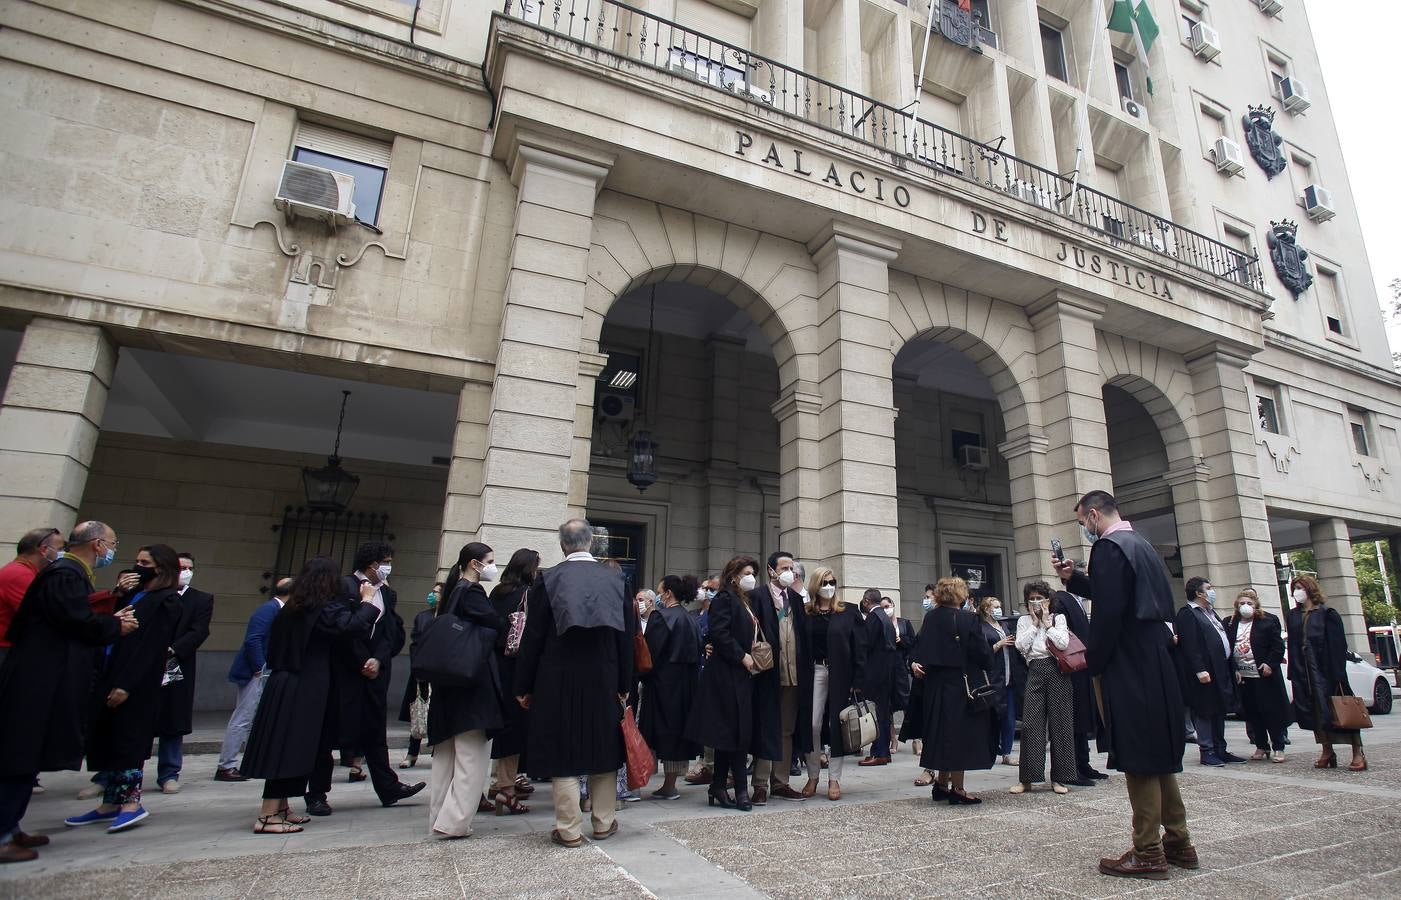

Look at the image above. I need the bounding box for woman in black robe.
[792,566,864,800]
[911,576,996,805]
[487,549,539,811]
[67,545,182,833]
[241,557,378,833]
[684,556,762,811]
[640,574,702,799]
[1287,575,1365,771]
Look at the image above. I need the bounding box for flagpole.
[907,0,939,156]
[1064,0,1111,212]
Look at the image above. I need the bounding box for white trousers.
[806,664,844,780]
[428,730,492,837]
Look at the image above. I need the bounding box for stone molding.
[996,431,1049,459]
[805,221,903,267]
[507,132,616,192]
[771,387,823,423]
[1257,431,1300,474]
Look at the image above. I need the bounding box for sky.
[1303,0,1401,356]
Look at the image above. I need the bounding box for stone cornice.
[507,131,615,191]
[771,387,823,422]
[1026,290,1107,326]
[1263,327,1401,389]
[997,432,1049,459]
[805,221,903,267]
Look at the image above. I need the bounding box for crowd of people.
[0,492,1378,880]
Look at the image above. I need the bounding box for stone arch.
[886,271,1044,436]
[582,192,820,389]
[1097,333,1200,468]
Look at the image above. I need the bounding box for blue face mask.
[426,592,438,608]
[94,547,115,569]
[1205,588,1217,605]
[1081,522,1098,545]
[922,597,934,612]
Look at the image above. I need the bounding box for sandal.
[914,771,934,787]
[514,776,536,796]
[494,788,530,816]
[477,795,495,813]
[348,764,366,783]
[801,778,818,798]
[254,814,302,834]
[277,805,311,825]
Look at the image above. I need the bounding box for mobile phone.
[1051,538,1064,560]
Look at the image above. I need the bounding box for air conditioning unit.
[1132,229,1166,252]
[1280,76,1311,113]
[1256,0,1283,16]
[1303,184,1336,223]
[596,388,636,426]
[1212,136,1245,175]
[1121,97,1146,120]
[274,159,356,225]
[1190,21,1222,62]
[959,444,990,470]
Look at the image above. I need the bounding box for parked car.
[1280,649,1394,716]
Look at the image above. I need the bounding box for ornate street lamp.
[302,390,360,512]
[626,286,660,493]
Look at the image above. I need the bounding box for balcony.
[496,0,1267,296]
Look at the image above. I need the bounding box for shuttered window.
[291,121,391,225]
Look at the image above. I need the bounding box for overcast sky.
[1304,0,1400,356]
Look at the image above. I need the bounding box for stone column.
[772,381,823,565]
[568,351,607,518]
[1028,292,1113,561]
[438,380,491,573]
[1310,518,1368,654]
[807,222,902,603]
[997,427,1056,586]
[0,319,116,536]
[1184,345,1279,610]
[476,134,613,564]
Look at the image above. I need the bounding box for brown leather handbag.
[1330,690,1373,730]
[1048,632,1089,674]
[634,628,653,676]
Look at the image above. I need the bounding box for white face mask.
[706,588,716,601]
[922,597,934,611]
[818,585,837,599]
[776,569,795,587]
[375,564,392,582]
[1205,588,1217,605]
[991,605,1002,618]
[738,573,757,592]
[178,569,194,588]
[478,562,498,582]
[1238,603,1255,619]
[1292,588,1307,604]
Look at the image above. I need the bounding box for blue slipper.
[106,807,149,833]
[65,809,120,827]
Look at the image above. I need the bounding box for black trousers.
[1075,732,1092,774]
[0,774,35,839]
[309,686,398,803]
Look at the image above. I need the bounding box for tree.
[1354,540,1400,626]
[1390,278,1401,370]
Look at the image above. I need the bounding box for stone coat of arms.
[1243,105,1286,178]
[1267,220,1313,298]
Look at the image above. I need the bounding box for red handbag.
[1048,632,1089,674]
[621,704,656,790]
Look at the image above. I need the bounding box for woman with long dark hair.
[487,547,540,814]
[65,545,182,834]
[426,542,505,837]
[240,557,378,833]
[1288,575,1366,771]
[640,574,702,799]
[684,556,762,811]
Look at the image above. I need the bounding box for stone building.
[1,0,1397,707]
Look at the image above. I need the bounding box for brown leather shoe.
[1164,844,1200,870]
[770,783,805,801]
[857,756,891,767]
[214,768,248,783]
[12,832,48,849]
[1099,848,1169,881]
[684,767,712,786]
[751,786,768,805]
[0,841,38,864]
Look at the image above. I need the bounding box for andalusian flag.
[1107,0,1159,94]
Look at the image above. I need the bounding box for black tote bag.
[411,611,493,687]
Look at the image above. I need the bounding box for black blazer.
[1173,603,1236,716]
[1226,612,1284,673]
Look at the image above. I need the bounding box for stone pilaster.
[807,222,902,603]
[772,382,823,565]
[569,351,607,518]
[438,380,492,574]
[1311,517,1368,654]
[476,133,613,564]
[1028,292,1113,561]
[997,427,1055,587]
[1184,344,1278,611]
[0,319,116,535]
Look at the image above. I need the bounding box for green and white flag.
[1107,0,1160,95]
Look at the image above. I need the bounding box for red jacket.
[0,558,41,647]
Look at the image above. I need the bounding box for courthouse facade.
[1,0,1398,699]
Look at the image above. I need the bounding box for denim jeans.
[999,685,1018,755]
[157,736,183,785]
[1193,713,1228,759]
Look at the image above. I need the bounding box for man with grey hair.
[0,521,137,863]
[514,518,636,847]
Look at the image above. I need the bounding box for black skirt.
[917,667,995,773]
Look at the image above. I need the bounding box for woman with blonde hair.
[794,567,864,800]
[1287,575,1366,771]
[1225,589,1290,763]
[909,577,995,805]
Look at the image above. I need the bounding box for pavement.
[4,709,1401,899]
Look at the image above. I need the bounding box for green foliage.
[1353,541,1399,626]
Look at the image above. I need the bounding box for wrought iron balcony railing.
[499,0,1267,294]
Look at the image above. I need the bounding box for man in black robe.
[858,588,897,765]
[0,521,136,863]
[515,518,634,848]
[1055,491,1195,881]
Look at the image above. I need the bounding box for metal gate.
[266,505,395,588]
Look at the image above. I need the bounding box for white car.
[1280,650,1394,715]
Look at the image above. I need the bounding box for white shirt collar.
[564,551,596,562]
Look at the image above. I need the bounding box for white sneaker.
[161,780,181,794]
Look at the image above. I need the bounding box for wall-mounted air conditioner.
[1121,97,1146,120]
[596,389,636,426]
[1212,136,1245,175]
[1191,22,1222,62]
[274,160,356,226]
[1303,184,1336,223]
[959,445,990,470]
[1280,76,1311,113]
[1256,0,1283,17]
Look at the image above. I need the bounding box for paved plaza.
[3,715,1399,899]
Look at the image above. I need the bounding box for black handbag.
[411,609,493,687]
[964,670,1000,713]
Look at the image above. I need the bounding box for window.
[1288,151,1316,206]
[1222,224,1256,285]
[291,122,391,226]
[1266,50,1292,99]
[1178,0,1205,42]
[1348,409,1372,457]
[1254,382,1282,434]
[970,0,991,28]
[1196,99,1228,159]
[1115,61,1134,101]
[1040,23,1068,82]
[949,408,985,462]
[1315,266,1349,338]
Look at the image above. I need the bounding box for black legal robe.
[639,604,701,761]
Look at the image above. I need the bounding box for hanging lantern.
[626,428,659,493]
[302,390,360,512]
